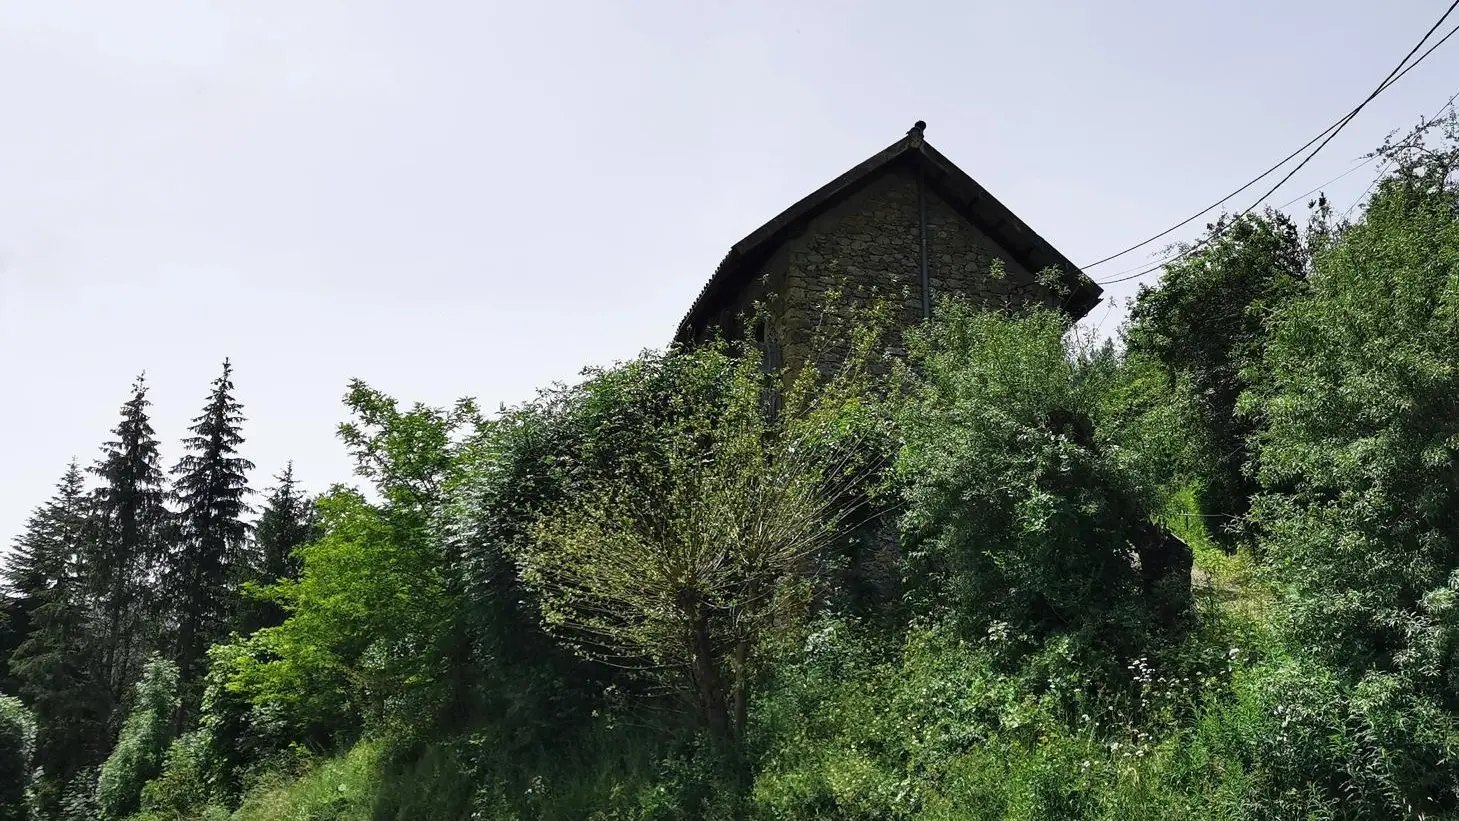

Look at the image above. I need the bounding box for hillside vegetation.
[5,115,1459,820]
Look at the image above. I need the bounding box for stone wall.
[696,165,1065,613]
[707,165,1058,376]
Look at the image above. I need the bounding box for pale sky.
[2,0,1456,547]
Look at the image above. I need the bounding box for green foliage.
[1124,210,1308,547]
[1181,656,1459,818]
[514,310,898,743]
[898,303,1190,675]
[134,731,228,821]
[227,738,383,821]
[239,464,317,635]
[0,695,36,821]
[55,766,100,821]
[749,616,1224,821]
[191,637,301,805]
[98,657,179,821]
[1250,116,1459,695]
[21,119,1459,821]
[2,462,88,608]
[87,374,172,711]
[234,488,445,740]
[8,466,108,812]
[230,382,479,750]
[167,359,256,691]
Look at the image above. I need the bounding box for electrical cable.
[1082,1,1459,277]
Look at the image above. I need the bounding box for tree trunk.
[731,635,748,742]
[690,613,728,737]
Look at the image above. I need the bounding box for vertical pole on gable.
[917,162,931,320]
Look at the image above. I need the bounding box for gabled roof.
[676,122,1103,342]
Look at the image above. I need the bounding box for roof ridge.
[675,125,1100,342]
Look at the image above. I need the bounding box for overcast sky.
[2,0,1456,547]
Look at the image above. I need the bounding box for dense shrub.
[133,730,228,821]
[0,694,36,821]
[898,303,1191,681]
[1124,210,1309,546]
[97,657,179,821]
[749,616,1218,821]
[1183,658,1459,818]
[1250,116,1459,699]
[54,766,99,821]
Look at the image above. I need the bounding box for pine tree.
[240,462,315,633]
[167,359,254,688]
[7,462,109,815]
[87,374,171,718]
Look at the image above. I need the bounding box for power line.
[1342,91,1459,220]
[1082,1,1459,274]
[1275,158,1376,210]
[1092,10,1459,287]
[1106,90,1457,288]
[1240,11,1459,214]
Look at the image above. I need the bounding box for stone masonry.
[697,165,1065,377]
[674,124,1103,610]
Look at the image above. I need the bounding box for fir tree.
[1,461,87,693]
[241,462,315,633]
[87,374,170,717]
[7,462,109,815]
[167,359,254,687]
[3,461,88,601]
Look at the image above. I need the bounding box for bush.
[898,303,1190,680]
[55,766,99,821]
[748,617,1214,821]
[135,730,230,821]
[1249,134,1459,697]
[0,695,36,821]
[97,657,178,821]
[196,636,310,804]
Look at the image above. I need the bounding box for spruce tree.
[8,462,109,815]
[87,374,170,717]
[241,462,314,633]
[1,461,87,692]
[3,461,88,601]
[167,359,254,688]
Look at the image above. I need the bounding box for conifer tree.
[7,462,109,815]
[167,359,254,687]
[3,461,88,602]
[87,374,170,716]
[241,462,314,633]
[1,461,87,692]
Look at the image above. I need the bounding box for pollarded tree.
[167,359,255,688]
[517,325,896,744]
[87,374,171,711]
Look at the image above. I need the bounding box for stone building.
[676,122,1102,368]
